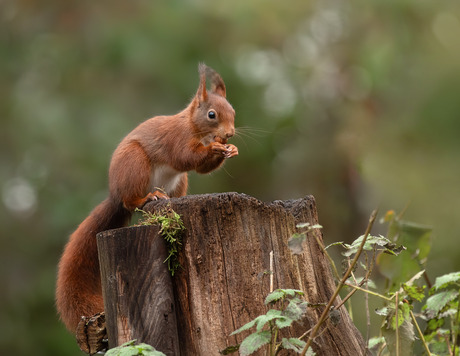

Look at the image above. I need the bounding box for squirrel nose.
[226,129,235,138]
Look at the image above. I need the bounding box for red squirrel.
[56,63,238,334]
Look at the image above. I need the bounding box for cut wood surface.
[144,192,370,356]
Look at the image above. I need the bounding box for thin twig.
[423,270,432,289]
[365,274,370,348]
[409,310,431,355]
[313,232,341,281]
[336,244,378,310]
[300,209,378,356]
[341,282,393,302]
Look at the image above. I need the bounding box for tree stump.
[142,192,369,355]
[97,225,180,356]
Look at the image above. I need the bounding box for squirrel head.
[190,63,235,146]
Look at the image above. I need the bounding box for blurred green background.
[1,0,460,354]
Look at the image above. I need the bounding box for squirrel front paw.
[224,144,238,158]
[210,142,238,158]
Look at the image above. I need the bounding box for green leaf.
[275,316,294,329]
[105,341,166,356]
[281,337,306,352]
[390,303,411,330]
[288,233,307,255]
[424,289,459,319]
[283,297,308,321]
[231,309,283,335]
[255,309,282,332]
[368,336,385,349]
[239,330,271,356]
[282,288,304,297]
[428,340,449,355]
[264,288,304,305]
[425,318,444,333]
[341,234,405,257]
[404,270,426,286]
[375,307,390,316]
[402,283,425,302]
[265,289,286,304]
[230,318,258,335]
[432,271,460,291]
[382,317,415,356]
[219,344,240,355]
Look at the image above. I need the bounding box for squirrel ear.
[205,65,226,98]
[197,63,208,102]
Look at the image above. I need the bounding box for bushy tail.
[56,198,130,332]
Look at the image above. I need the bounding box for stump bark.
[146,193,369,355]
[97,225,180,355]
[97,192,369,355]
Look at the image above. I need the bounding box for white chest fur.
[150,164,183,195]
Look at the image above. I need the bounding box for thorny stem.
[300,209,378,356]
[409,310,431,356]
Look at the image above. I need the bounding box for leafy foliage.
[339,234,405,257]
[377,212,433,291]
[222,208,460,356]
[281,338,307,353]
[225,289,309,356]
[421,272,460,354]
[238,331,272,356]
[105,340,166,356]
[135,206,185,275]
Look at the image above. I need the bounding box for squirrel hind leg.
[123,190,169,211]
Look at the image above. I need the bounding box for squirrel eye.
[207,110,216,119]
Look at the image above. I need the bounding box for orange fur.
[56,64,238,334]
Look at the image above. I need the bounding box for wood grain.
[97,225,180,356]
[146,193,370,356]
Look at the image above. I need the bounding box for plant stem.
[395,292,399,356]
[336,246,379,309]
[365,276,370,349]
[342,282,393,302]
[270,322,278,356]
[409,310,431,355]
[313,231,341,282]
[299,209,378,356]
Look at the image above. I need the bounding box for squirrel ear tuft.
[197,63,226,99]
[205,65,226,98]
[197,63,208,102]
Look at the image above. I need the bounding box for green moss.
[135,206,185,276]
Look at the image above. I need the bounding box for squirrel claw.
[224,144,238,158]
